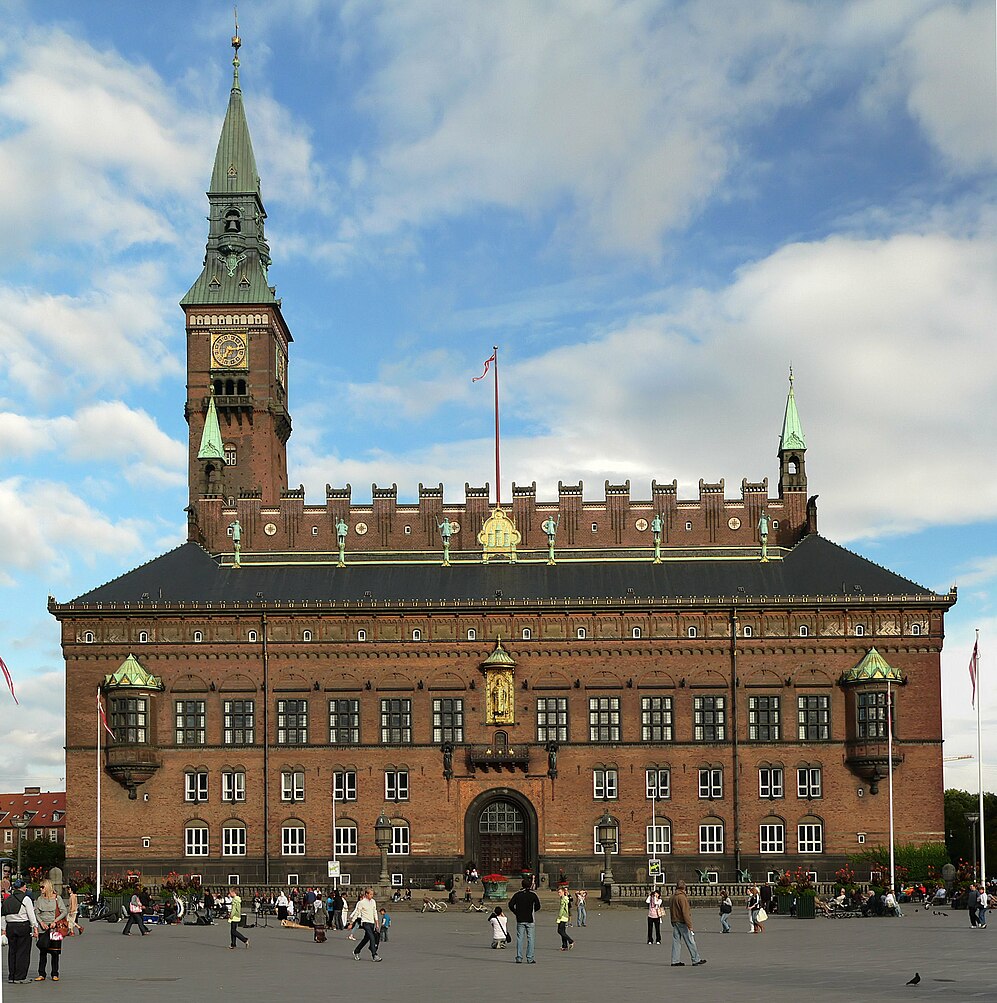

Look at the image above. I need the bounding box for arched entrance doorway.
[465,790,538,877]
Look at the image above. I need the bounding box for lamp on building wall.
[11,815,30,877]
[597,810,617,903]
[374,811,392,887]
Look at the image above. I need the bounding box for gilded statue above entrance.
[482,639,516,725]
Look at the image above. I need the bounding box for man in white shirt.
[351,888,382,962]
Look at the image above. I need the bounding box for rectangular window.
[699,823,724,854]
[333,770,357,802]
[759,823,785,853]
[281,770,305,802]
[798,823,824,853]
[334,826,358,856]
[797,694,830,741]
[222,770,246,803]
[646,824,672,855]
[641,696,673,742]
[110,696,148,744]
[282,826,305,855]
[748,695,781,741]
[185,826,208,856]
[432,698,464,743]
[593,768,619,800]
[390,825,410,855]
[175,699,206,745]
[184,771,208,803]
[380,699,412,744]
[329,699,360,745]
[385,770,409,802]
[222,827,246,856]
[758,767,784,799]
[224,700,255,745]
[48,829,58,842]
[536,697,568,742]
[698,768,722,799]
[277,699,308,745]
[3,830,11,844]
[693,695,726,741]
[645,768,671,800]
[857,690,894,739]
[797,766,822,799]
[588,697,621,742]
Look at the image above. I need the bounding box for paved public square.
[3,904,993,1001]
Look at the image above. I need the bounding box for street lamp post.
[374,811,392,888]
[12,815,30,878]
[597,810,617,903]
[966,812,980,882]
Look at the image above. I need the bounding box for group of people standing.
[2,877,74,984]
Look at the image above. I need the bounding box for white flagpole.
[96,688,102,900]
[977,630,986,888]
[887,678,895,895]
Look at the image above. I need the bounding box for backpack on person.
[2,892,25,916]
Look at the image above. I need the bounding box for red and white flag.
[969,639,979,708]
[0,654,17,704]
[97,690,115,740]
[472,351,497,382]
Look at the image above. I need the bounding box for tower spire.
[778,367,807,496]
[780,366,806,451]
[232,7,241,90]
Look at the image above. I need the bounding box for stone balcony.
[467,744,530,774]
[105,744,163,799]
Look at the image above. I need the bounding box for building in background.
[53,38,955,888]
[1,788,67,852]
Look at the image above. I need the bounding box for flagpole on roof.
[975,630,986,887]
[493,346,501,508]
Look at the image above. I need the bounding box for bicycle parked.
[421,897,448,913]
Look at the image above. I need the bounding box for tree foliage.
[944,789,996,871]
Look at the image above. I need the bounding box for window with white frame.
[277,699,308,745]
[176,700,206,745]
[432,698,464,743]
[798,821,823,853]
[3,830,12,844]
[139,631,149,643]
[694,695,726,741]
[385,770,409,802]
[222,770,246,802]
[329,699,360,745]
[522,627,532,640]
[589,696,621,742]
[333,770,357,802]
[687,625,698,638]
[302,630,312,641]
[390,824,410,855]
[577,627,587,639]
[381,699,412,744]
[224,700,254,745]
[248,630,258,643]
[334,825,358,856]
[759,767,784,799]
[48,829,58,842]
[797,694,830,741]
[911,623,922,636]
[593,768,619,800]
[281,770,305,802]
[646,823,672,855]
[698,767,722,799]
[759,822,785,853]
[467,628,476,641]
[185,824,209,856]
[632,626,642,639]
[184,770,208,803]
[646,768,671,800]
[84,631,95,643]
[593,821,620,854]
[797,766,822,799]
[282,825,305,855]
[748,695,781,741]
[799,624,809,637]
[854,624,865,637]
[742,625,753,637]
[357,629,367,641]
[222,826,246,856]
[641,696,673,742]
[412,628,422,641]
[537,697,568,742]
[193,631,203,643]
[699,822,724,853]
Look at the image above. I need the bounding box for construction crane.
[943,755,973,762]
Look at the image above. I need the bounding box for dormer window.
[224,209,242,233]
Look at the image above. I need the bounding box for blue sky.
[0,0,994,796]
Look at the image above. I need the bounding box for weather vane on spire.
[788,364,794,389]
[231,7,242,86]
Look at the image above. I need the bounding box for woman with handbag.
[718,888,733,933]
[646,888,664,944]
[122,891,150,936]
[488,905,509,949]
[33,879,69,982]
[747,885,766,934]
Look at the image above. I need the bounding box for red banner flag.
[97,690,115,740]
[472,351,497,382]
[969,639,979,707]
[0,654,17,704]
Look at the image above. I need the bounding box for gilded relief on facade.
[486,669,515,725]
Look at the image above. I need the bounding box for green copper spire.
[840,647,904,684]
[182,30,276,307]
[780,367,806,451]
[198,391,225,461]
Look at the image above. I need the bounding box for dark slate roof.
[64,535,940,606]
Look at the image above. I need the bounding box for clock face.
[211,332,248,369]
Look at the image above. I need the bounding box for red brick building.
[1,788,67,855]
[53,41,954,889]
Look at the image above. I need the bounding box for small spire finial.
[788,364,794,390]
[231,7,242,87]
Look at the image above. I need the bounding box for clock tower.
[181,32,292,508]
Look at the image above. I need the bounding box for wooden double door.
[477,799,527,876]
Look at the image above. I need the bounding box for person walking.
[2,877,39,984]
[977,886,988,928]
[351,888,382,962]
[967,885,979,928]
[227,887,250,949]
[275,890,290,923]
[33,879,68,982]
[556,887,574,951]
[66,882,84,936]
[575,888,588,927]
[719,888,733,933]
[488,906,509,949]
[747,885,765,934]
[121,891,150,936]
[646,888,664,944]
[508,877,542,964]
[669,880,706,967]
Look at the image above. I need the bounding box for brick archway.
[464,789,538,878]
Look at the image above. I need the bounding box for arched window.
[759,817,785,853]
[236,379,247,395]
[224,209,242,233]
[248,630,258,643]
[854,624,865,637]
[302,630,312,642]
[389,820,410,855]
[281,822,306,856]
[698,819,724,854]
[467,628,476,641]
[334,820,358,856]
[84,631,95,644]
[193,631,203,643]
[412,629,422,641]
[213,379,224,395]
[687,626,697,638]
[139,630,149,643]
[743,625,753,637]
[222,823,247,856]
[788,457,799,475]
[911,623,922,636]
[225,378,235,395]
[798,817,824,853]
[357,629,367,642]
[521,627,532,640]
[577,627,587,639]
[184,822,209,857]
[799,625,809,637]
[631,626,642,639]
